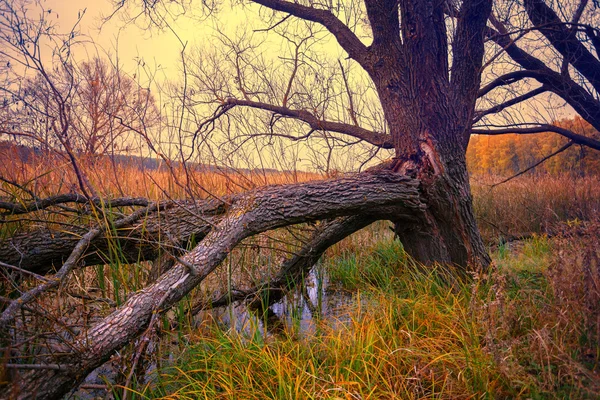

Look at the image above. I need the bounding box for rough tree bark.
[182,215,376,312]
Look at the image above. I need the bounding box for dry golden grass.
[471,174,600,243]
[0,147,321,201]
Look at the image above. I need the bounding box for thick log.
[6,172,425,400]
[0,198,230,275]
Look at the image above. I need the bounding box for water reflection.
[72,265,353,398]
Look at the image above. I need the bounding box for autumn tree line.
[467,116,600,176]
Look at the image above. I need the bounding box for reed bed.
[0,146,321,201]
[471,174,600,243]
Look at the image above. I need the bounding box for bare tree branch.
[0,194,152,216]
[249,0,370,65]
[491,141,574,187]
[478,70,541,98]
[338,60,359,126]
[585,26,600,57]
[223,98,393,148]
[451,0,493,128]
[0,202,162,325]
[523,0,600,92]
[474,86,548,122]
[0,197,228,275]
[190,215,375,313]
[11,171,424,399]
[471,124,600,150]
[485,21,600,133]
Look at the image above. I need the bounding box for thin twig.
[491,141,574,188]
[4,363,66,370]
[0,176,38,200]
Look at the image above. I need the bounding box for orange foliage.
[467,116,600,176]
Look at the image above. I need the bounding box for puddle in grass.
[70,265,355,399]
[198,265,355,337]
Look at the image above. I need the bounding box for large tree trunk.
[395,158,490,268]
[362,0,492,268]
[366,70,490,267]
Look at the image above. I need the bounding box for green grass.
[494,234,552,273]
[325,239,407,291]
[123,234,598,399]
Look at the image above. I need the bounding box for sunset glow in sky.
[44,0,255,81]
[43,0,341,83]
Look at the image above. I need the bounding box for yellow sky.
[43,0,350,83]
[44,1,251,80]
[27,1,353,171]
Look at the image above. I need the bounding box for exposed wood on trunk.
[2,0,600,397]
[359,0,492,267]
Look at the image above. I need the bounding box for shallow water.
[70,265,352,399]
[198,265,355,337]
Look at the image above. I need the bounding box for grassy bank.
[127,220,599,399]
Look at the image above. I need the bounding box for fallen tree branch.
[7,171,424,400]
[3,364,66,371]
[0,260,51,282]
[0,197,230,275]
[0,194,152,216]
